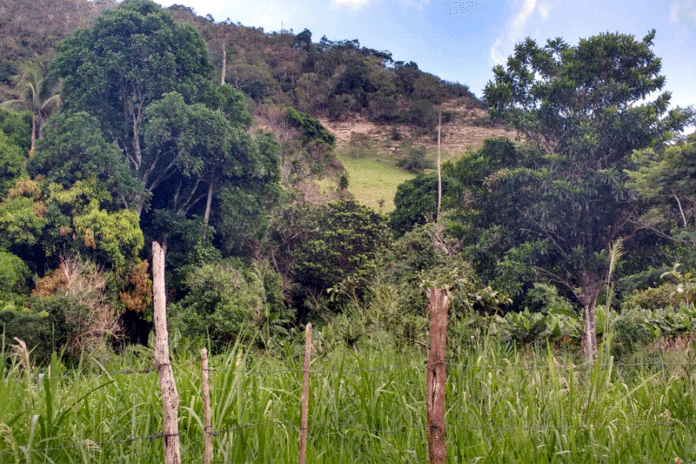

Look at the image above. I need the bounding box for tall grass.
[1,332,695,463]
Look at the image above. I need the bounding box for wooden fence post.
[201,348,212,464]
[153,241,181,464]
[299,323,312,464]
[427,288,449,464]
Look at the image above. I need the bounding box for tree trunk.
[579,273,603,362]
[30,114,37,154]
[583,300,598,361]
[204,182,213,224]
[221,44,227,86]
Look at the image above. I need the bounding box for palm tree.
[1,61,62,154]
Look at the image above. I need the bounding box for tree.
[627,133,696,250]
[0,131,27,198]
[52,0,214,215]
[481,31,690,360]
[273,200,391,316]
[390,172,449,235]
[1,61,61,153]
[142,92,236,220]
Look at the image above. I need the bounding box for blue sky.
[153,0,696,112]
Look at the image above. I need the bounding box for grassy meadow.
[2,329,696,463]
[335,154,415,212]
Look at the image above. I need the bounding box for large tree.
[52,0,215,215]
[481,30,689,360]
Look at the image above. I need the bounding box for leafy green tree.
[142,92,238,220]
[390,172,449,235]
[0,251,30,303]
[274,200,391,316]
[52,0,214,215]
[29,112,142,209]
[480,30,690,360]
[213,132,282,256]
[0,179,47,256]
[627,133,696,249]
[0,108,31,153]
[0,131,27,198]
[0,178,143,271]
[170,259,289,353]
[0,109,32,198]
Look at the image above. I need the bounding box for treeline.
[168,5,480,127]
[0,0,481,129]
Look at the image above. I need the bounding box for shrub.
[0,251,30,301]
[32,257,119,363]
[623,283,678,310]
[403,99,437,129]
[396,144,433,173]
[171,260,291,353]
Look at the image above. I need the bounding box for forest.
[0,0,695,366]
[2,0,696,461]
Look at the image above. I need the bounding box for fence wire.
[6,358,696,383]
[4,416,696,459]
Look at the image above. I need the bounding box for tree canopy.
[52,0,215,214]
[478,30,691,359]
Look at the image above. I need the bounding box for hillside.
[0,0,515,209]
[320,101,516,159]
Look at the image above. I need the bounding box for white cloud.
[331,0,372,9]
[670,0,696,25]
[671,1,681,22]
[490,0,552,65]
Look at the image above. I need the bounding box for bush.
[32,257,119,363]
[0,251,30,301]
[623,283,678,310]
[286,107,336,147]
[0,303,59,364]
[171,260,291,353]
[345,133,378,159]
[403,99,437,129]
[396,144,433,173]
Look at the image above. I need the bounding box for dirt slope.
[319,100,517,160]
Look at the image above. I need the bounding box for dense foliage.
[0,0,693,376]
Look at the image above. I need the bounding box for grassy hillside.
[334,154,415,212]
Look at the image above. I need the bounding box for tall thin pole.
[437,111,442,221]
[153,241,181,464]
[299,323,312,464]
[201,348,213,464]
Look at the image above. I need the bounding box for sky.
[152,0,696,112]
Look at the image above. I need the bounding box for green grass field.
[336,154,415,212]
[2,331,696,463]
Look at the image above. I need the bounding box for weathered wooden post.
[427,288,449,464]
[201,348,212,464]
[299,323,312,464]
[153,241,181,464]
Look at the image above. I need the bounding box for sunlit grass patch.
[337,154,415,212]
